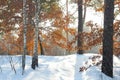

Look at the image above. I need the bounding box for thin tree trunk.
[38,35,44,55]
[77,0,83,54]
[31,0,40,69]
[22,0,27,75]
[102,0,114,78]
[66,0,70,55]
[83,1,87,25]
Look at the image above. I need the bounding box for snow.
[0,54,119,80]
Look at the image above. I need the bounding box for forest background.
[0,0,120,56]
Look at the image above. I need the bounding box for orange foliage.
[1,0,120,56]
[96,6,104,12]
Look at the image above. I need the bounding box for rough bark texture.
[31,0,40,69]
[102,0,114,78]
[77,0,83,54]
[22,0,27,74]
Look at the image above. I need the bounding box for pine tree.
[102,0,114,78]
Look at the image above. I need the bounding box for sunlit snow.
[0,54,119,80]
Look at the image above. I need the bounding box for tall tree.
[31,0,40,69]
[22,0,27,74]
[102,0,114,78]
[77,0,83,54]
[65,0,69,55]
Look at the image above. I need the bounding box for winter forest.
[0,0,120,80]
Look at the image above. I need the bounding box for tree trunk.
[38,35,44,55]
[31,0,40,69]
[102,0,114,78]
[66,0,70,55]
[77,0,83,54]
[83,0,87,25]
[22,0,27,75]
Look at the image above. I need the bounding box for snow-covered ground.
[0,54,119,80]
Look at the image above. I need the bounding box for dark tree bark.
[22,0,27,75]
[77,0,83,54]
[102,0,114,78]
